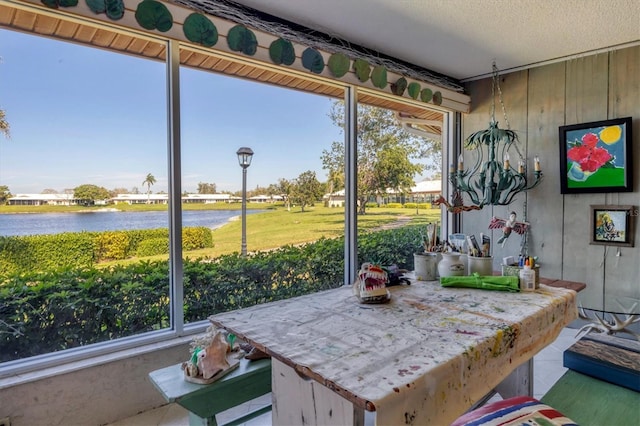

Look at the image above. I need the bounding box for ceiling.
[230,0,640,81]
[3,0,637,138]
[0,0,447,136]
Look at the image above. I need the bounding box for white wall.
[0,340,189,426]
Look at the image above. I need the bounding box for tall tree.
[142,173,156,204]
[324,168,344,207]
[111,187,129,197]
[291,170,323,212]
[73,184,111,206]
[321,101,439,214]
[0,109,9,139]
[0,185,11,204]
[197,182,217,194]
[272,178,293,211]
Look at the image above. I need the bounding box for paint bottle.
[519,259,536,292]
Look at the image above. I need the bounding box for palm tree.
[0,109,10,139]
[142,173,156,204]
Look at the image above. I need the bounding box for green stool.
[149,358,272,426]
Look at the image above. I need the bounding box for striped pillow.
[451,396,577,426]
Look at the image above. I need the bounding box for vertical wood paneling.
[526,62,566,280]
[603,47,640,300]
[562,54,610,307]
[489,70,529,264]
[463,46,639,305]
[459,78,491,253]
[461,70,530,268]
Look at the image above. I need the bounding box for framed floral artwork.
[559,117,633,194]
[589,205,636,247]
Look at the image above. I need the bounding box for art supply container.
[467,256,493,276]
[502,263,540,288]
[414,252,438,281]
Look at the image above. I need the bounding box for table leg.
[188,411,218,426]
[495,358,533,398]
[271,358,365,426]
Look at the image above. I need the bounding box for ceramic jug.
[437,252,465,277]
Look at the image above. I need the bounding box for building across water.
[7,181,439,207]
[6,193,232,206]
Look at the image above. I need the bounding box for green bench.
[541,369,639,426]
[148,358,272,426]
[540,334,640,426]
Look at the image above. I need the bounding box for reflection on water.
[0,210,262,237]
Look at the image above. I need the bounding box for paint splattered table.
[209,277,578,425]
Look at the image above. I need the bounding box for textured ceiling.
[230,0,640,80]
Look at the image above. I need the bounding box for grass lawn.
[187,205,439,258]
[95,205,441,266]
[1,203,442,265]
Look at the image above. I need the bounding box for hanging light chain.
[493,62,526,162]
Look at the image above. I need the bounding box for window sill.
[0,334,194,390]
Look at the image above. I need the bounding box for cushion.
[451,396,577,426]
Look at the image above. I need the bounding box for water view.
[0,210,263,237]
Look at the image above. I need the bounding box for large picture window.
[0,22,447,374]
[0,29,169,364]
[178,61,346,324]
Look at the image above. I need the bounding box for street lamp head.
[236,147,254,169]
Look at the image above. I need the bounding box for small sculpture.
[183,327,240,383]
[576,305,640,340]
[196,331,231,379]
[433,194,482,214]
[488,212,529,247]
[353,262,390,304]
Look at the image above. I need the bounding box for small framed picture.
[559,117,633,194]
[589,205,636,247]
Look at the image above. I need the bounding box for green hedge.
[0,227,214,275]
[0,225,423,363]
[403,202,431,210]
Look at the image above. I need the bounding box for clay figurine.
[183,327,240,383]
[353,262,390,304]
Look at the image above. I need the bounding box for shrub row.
[378,202,432,209]
[0,227,214,275]
[0,225,423,363]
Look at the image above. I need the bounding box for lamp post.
[236,147,254,256]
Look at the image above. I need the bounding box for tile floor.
[109,326,579,426]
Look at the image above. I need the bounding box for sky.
[0,28,345,194]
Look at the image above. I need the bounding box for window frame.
[0,14,454,378]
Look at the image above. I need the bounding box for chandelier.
[449,63,542,208]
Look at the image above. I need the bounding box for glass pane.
[179,62,345,324]
[353,93,444,273]
[0,29,169,363]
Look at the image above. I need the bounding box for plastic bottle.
[519,259,536,292]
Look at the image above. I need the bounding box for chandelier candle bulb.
[518,159,525,174]
[503,153,510,170]
[534,155,541,171]
[458,154,464,171]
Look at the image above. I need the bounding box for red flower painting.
[566,132,612,173]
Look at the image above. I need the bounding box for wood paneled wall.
[461,46,640,308]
